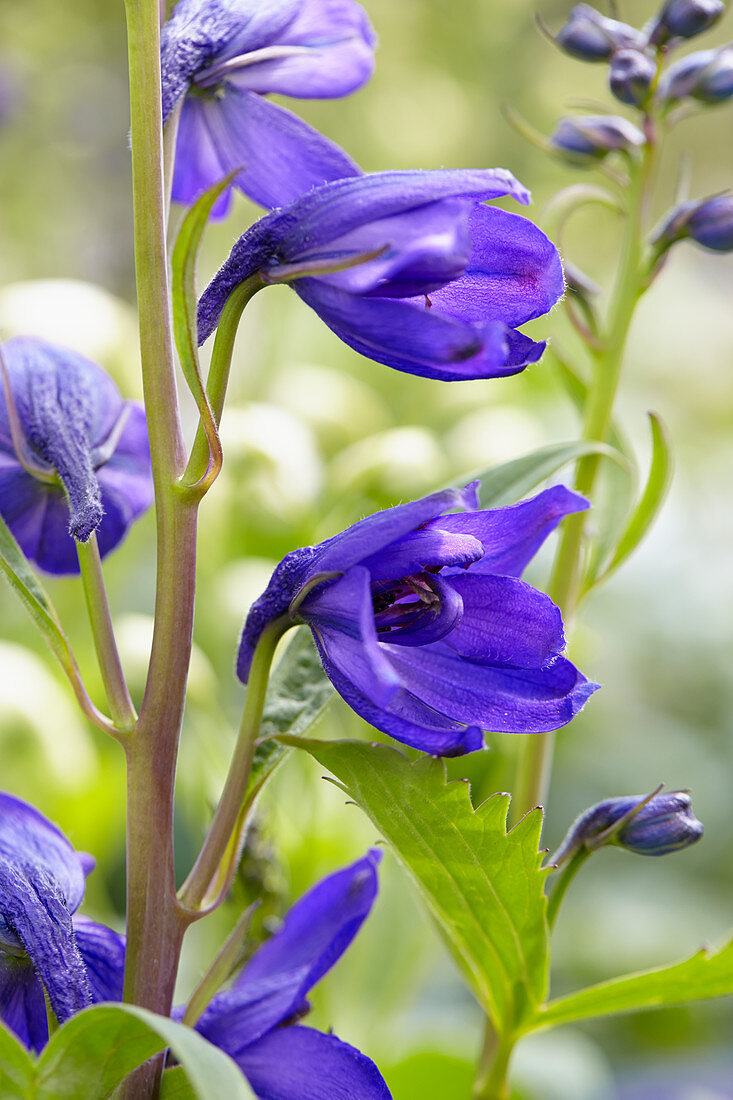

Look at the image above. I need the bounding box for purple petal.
[170,97,234,218]
[220,0,376,99]
[359,526,484,583]
[95,403,154,561]
[198,852,380,1054]
[312,629,484,755]
[383,644,599,734]
[443,574,565,668]
[73,916,126,1004]
[199,87,360,210]
[235,1025,392,1100]
[431,485,589,578]
[0,953,48,1053]
[427,205,565,328]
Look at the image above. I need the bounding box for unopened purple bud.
[551,115,646,160]
[554,4,645,61]
[609,49,657,106]
[551,789,703,865]
[653,192,733,251]
[652,0,726,44]
[659,44,733,103]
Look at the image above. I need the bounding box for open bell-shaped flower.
[0,791,125,1052]
[0,336,153,574]
[197,168,565,381]
[161,0,375,216]
[238,482,598,756]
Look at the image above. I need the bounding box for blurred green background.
[0,0,732,1096]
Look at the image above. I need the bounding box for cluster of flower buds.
[549,787,704,867]
[652,191,733,254]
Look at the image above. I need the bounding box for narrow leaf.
[35,1003,255,1100]
[530,933,733,1032]
[470,440,628,509]
[0,1019,35,1099]
[283,737,549,1034]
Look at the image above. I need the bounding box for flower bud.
[554,4,645,61]
[653,192,733,252]
[550,115,646,160]
[550,789,703,866]
[609,49,657,106]
[651,0,726,44]
[658,44,733,104]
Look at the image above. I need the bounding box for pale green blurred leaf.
[283,737,549,1034]
[469,440,628,508]
[159,1066,197,1099]
[0,1019,34,1099]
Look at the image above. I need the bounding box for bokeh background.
[0,0,731,1096]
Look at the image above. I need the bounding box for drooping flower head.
[193,850,391,1098]
[0,336,153,575]
[161,0,375,217]
[198,169,565,381]
[239,483,598,756]
[0,792,125,1053]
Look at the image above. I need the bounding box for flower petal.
[382,644,598,734]
[197,852,380,1054]
[170,97,234,218]
[443,574,565,668]
[359,526,484,583]
[204,87,360,211]
[235,1025,391,1100]
[431,485,589,578]
[427,205,565,328]
[95,403,154,561]
[0,952,48,1053]
[73,916,126,1004]
[221,0,376,99]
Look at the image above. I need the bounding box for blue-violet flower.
[161,0,375,217]
[0,791,125,1052]
[550,115,646,160]
[197,169,565,381]
[239,482,598,756]
[552,4,645,61]
[0,336,153,575]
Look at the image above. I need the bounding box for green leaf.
[283,737,549,1034]
[247,628,335,807]
[469,440,629,509]
[590,412,673,589]
[0,1019,35,1099]
[35,1003,255,1100]
[529,933,733,1033]
[160,1066,197,1099]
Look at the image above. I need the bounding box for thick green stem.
[121,1,197,1096]
[179,615,291,912]
[77,533,136,731]
[474,1025,515,1100]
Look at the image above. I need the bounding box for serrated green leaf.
[283,737,549,1033]
[529,933,733,1033]
[589,412,673,591]
[469,440,628,509]
[0,1018,35,1099]
[35,1003,254,1100]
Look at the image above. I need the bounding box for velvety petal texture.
[162,0,374,214]
[195,852,391,1098]
[0,337,153,575]
[0,793,125,1050]
[196,168,563,381]
[238,483,597,756]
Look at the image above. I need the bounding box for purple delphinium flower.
[550,789,704,865]
[552,4,645,61]
[0,336,153,575]
[161,0,375,217]
[239,483,598,756]
[192,850,391,1098]
[198,169,565,381]
[0,791,125,1053]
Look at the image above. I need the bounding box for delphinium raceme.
[0,1,730,1099]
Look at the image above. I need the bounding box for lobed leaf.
[282,737,549,1034]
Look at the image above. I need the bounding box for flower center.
[371,572,462,646]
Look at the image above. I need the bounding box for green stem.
[182,903,256,1026]
[182,278,263,489]
[77,533,136,730]
[546,849,591,931]
[512,141,657,826]
[179,615,291,912]
[121,1,197,1096]
[473,1025,515,1100]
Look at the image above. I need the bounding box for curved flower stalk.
[161,0,375,216]
[197,168,565,381]
[191,850,391,1098]
[239,483,598,756]
[0,792,125,1053]
[0,337,153,575]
